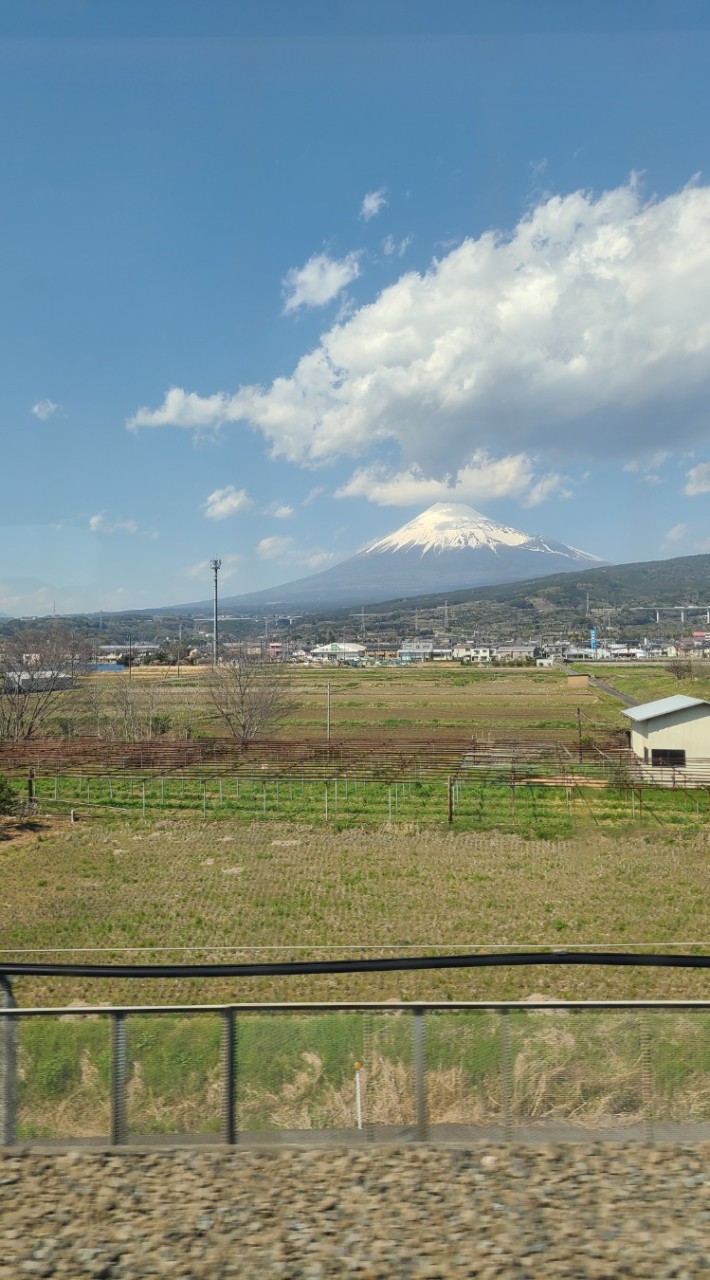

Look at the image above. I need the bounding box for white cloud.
[662,522,688,547]
[335,451,568,508]
[31,399,58,420]
[184,553,241,581]
[128,387,233,432]
[303,486,325,506]
[684,462,710,495]
[522,474,573,507]
[263,502,294,519]
[128,180,710,486]
[202,486,253,520]
[382,234,412,257]
[360,189,387,221]
[256,536,294,560]
[89,512,139,535]
[256,536,336,568]
[624,450,668,481]
[282,251,361,314]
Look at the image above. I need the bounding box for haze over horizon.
[3,1,710,615]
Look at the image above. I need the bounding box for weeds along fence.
[2,953,710,1147]
[6,770,710,833]
[4,735,710,830]
[2,998,710,1148]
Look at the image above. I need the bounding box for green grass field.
[2,664,709,1139]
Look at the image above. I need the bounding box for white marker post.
[354,1061,363,1131]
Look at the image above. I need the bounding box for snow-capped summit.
[364,502,603,564]
[218,502,606,610]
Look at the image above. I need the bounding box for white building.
[309,642,366,662]
[621,695,710,782]
[398,641,434,662]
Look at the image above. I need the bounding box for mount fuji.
[218,503,606,611]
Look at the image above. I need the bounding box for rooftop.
[621,695,710,723]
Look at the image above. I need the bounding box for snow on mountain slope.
[364,503,603,563]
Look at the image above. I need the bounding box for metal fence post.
[0,978,17,1146]
[362,1013,374,1144]
[413,1008,429,1142]
[110,1012,128,1145]
[500,1009,513,1144]
[222,1009,237,1144]
[639,1011,655,1145]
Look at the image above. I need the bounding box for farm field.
[2,664,709,1140]
[2,813,709,1140]
[2,814,708,1008]
[21,663,628,746]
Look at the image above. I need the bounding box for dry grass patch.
[1,814,708,1006]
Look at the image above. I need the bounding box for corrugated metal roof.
[621,695,710,723]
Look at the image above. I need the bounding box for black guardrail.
[1,950,709,980]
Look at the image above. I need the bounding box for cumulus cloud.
[263,502,295,519]
[684,462,710,495]
[256,536,336,568]
[360,189,387,220]
[128,387,232,432]
[185,553,241,581]
[89,512,139,535]
[335,451,569,507]
[128,180,710,497]
[202,486,253,520]
[282,251,361,314]
[31,399,58,420]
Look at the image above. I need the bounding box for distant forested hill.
[372,553,710,615]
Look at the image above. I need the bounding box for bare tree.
[0,625,87,741]
[665,657,693,681]
[205,655,295,745]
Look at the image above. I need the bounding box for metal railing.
[3,999,710,1148]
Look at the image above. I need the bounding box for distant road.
[589,676,637,706]
[567,668,637,706]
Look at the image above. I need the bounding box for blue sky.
[3,0,710,615]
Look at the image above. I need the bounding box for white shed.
[621,695,710,780]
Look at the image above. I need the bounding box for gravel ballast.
[1,1144,709,1278]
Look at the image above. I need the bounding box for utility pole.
[210,559,221,667]
[177,621,182,679]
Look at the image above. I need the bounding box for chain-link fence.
[2,1000,710,1147]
